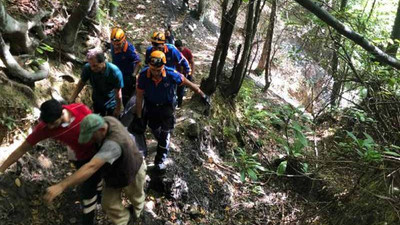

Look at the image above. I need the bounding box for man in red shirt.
[175,39,195,107]
[0,99,100,225]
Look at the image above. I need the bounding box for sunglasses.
[149,57,164,67]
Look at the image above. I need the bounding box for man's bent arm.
[133,62,142,76]
[0,141,33,173]
[113,88,123,117]
[183,79,205,97]
[44,158,105,203]
[69,80,85,103]
[136,90,144,118]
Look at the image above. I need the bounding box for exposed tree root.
[0,71,35,101]
[0,35,49,83]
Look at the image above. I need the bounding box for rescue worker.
[70,49,124,117]
[0,99,101,225]
[110,28,142,106]
[45,114,146,225]
[133,51,209,171]
[145,32,191,75]
[175,39,195,107]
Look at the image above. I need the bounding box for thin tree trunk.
[330,0,348,107]
[294,0,400,70]
[61,0,94,52]
[263,0,276,92]
[228,0,264,96]
[387,0,400,57]
[201,0,242,95]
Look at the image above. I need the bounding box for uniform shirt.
[177,47,193,74]
[111,41,141,84]
[81,62,124,110]
[137,66,185,105]
[26,103,95,161]
[145,44,191,74]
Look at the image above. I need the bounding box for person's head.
[78,114,107,144]
[167,24,172,31]
[40,99,65,129]
[175,39,184,52]
[165,30,171,37]
[149,32,166,51]
[110,28,126,49]
[86,49,106,73]
[149,50,166,76]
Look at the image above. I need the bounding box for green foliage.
[338,131,381,162]
[0,112,16,130]
[36,42,53,54]
[231,147,266,182]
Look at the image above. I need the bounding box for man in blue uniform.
[134,51,208,171]
[70,49,124,117]
[110,28,142,106]
[145,31,191,75]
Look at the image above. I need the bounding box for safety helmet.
[149,32,166,44]
[110,28,126,45]
[149,50,166,68]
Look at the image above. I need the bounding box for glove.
[201,94,211,106]
[130,117,146,134]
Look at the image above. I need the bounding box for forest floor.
[0,0,345,225]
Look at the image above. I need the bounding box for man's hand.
[44,184,65,204]
[113,106,122,118]
[202,94,211,106]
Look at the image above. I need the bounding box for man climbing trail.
[132,51,209,171]
[175,39,195,107]
[145,31,191,75]
[44,114,146,225]
[0,99,101,225]
[110,28,142,106]
[69,49,124,117]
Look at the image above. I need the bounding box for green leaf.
[240,171,245,182]
[384,151,400,157]
[301,163,309,173]
[247,168,258,181]
[277,161,287,176]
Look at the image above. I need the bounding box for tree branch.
[294,0,400,69]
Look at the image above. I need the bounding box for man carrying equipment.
[133,51,208,171]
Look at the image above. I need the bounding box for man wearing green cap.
[44,114,147,224]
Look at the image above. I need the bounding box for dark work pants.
[73,160,103,225]
[93,104,114,117]
[146,103,175,166]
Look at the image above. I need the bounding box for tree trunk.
[201,0,242,95]
[386,0,400,57]
[195,0,208,21]
[61,0,94,52]
[330,0,348,107]
[262,0,276,92]
[294,0,400,70]
[228,0,264,96]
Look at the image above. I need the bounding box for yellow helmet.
[110,28,126,44]
[149,50,166,68]
[149,32,166,44]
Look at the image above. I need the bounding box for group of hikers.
[0,27,209,225]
